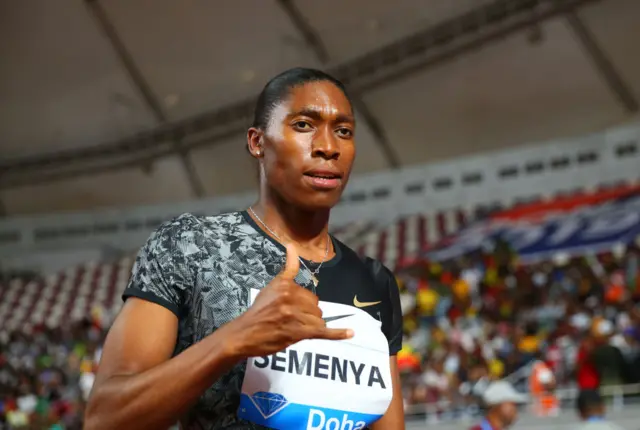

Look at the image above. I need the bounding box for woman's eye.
[294,121,311,130]
[337,128,353,138]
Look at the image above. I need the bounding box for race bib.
[238,289,392,430]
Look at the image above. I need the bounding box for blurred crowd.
[396,240,640,414]
[0,313,107,429]
[2,240,640,428]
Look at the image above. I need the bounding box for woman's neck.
[251,193,330,249]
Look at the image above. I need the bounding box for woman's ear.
[247,127,264,159]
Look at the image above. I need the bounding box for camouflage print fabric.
[123,212,317,430]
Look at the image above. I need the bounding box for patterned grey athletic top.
[123,211,403,430]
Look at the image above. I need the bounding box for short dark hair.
[576,389,603,415]
[251,67,351,130]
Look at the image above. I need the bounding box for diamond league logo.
[249,391,290,419]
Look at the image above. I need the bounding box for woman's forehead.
[287,81,353,117]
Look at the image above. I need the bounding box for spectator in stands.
[517,322,541,364]
[528,352,558,417]
[613,327,640,383]
[575,389,625,430]
[576,336,601,390]
[421,356,450,405]
[470,380,527,430]
[590,320,627,387]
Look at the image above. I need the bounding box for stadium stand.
[2,184,640,428]
[0,206,470,331]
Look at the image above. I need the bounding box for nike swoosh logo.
[322,314,353,324]
[353,296,381,308]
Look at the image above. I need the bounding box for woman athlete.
[84,68,405,430]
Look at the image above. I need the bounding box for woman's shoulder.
[155,211,246,238]
[144,211,250,258]
[333,237,396,286]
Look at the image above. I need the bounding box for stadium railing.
[404,383,640,424]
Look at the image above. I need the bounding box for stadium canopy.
[1,0,639,216]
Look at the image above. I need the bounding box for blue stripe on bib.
[238,392,381,430]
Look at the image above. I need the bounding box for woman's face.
[253,80,356,210]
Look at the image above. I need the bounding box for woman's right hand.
[229,243,353,358]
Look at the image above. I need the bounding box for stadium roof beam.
[564,9,638,114]
[0,0,604,188]
[84,0,206,197]
[275,0,330,63]
[276,0,401,168]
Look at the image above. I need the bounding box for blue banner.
[427,193,640,262]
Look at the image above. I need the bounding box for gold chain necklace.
[248,207,329,288]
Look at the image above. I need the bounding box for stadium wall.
[1,121,638,273]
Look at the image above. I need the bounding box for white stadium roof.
[1,0,639,216]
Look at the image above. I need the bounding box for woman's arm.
[85,244,350,430]
[84,298,242,430]
[370,356,406,430]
